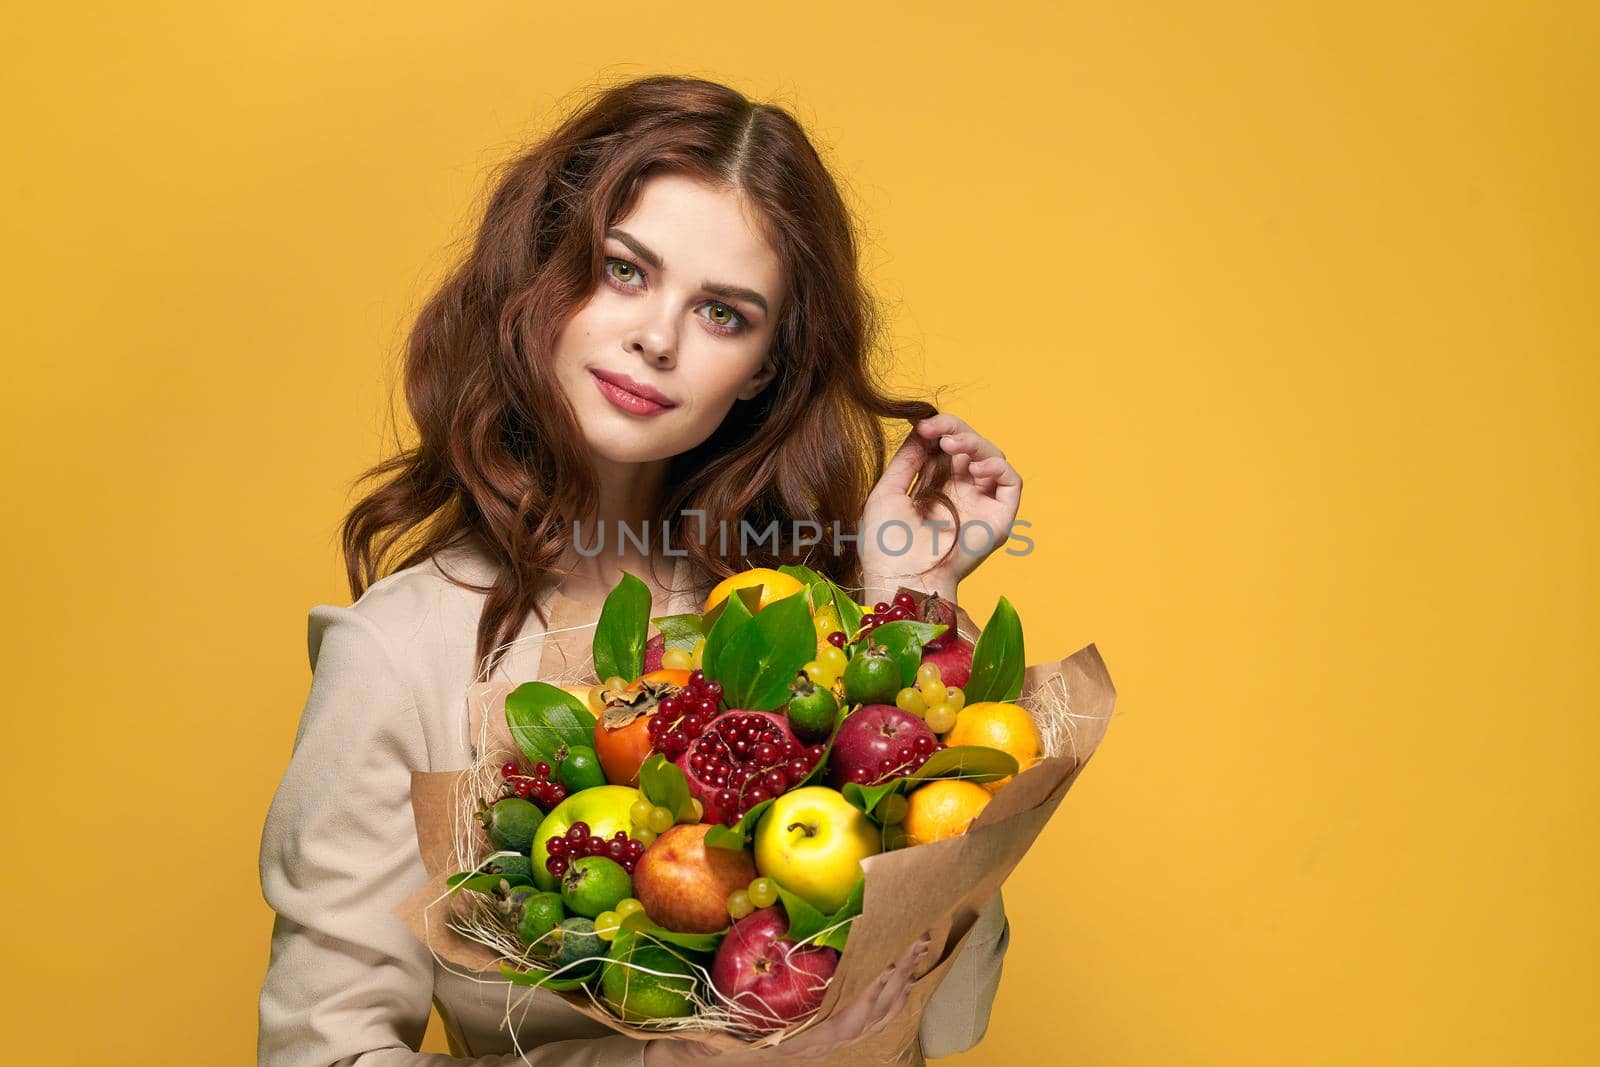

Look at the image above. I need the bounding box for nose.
[622,306,677,369]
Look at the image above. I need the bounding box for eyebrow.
[605,227,771,315]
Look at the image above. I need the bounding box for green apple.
[531,785,643,891]
[753,786,881,914]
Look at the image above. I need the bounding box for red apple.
[827,704,937,788]
[632,823,756,934]
[711,906,839,1033]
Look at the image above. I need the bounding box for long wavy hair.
[340,74,956,677]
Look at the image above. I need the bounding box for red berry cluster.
[501,761,567,809]
[842,734,949,787]
[688,713,826,820]
[647,669,724,759]
[544,822,644,879]
[859,591,919,635]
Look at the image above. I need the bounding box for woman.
[259,74,1023,1066]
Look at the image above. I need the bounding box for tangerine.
[943,702,1041,793]
[703,567,805,615]
[901,780,991,846]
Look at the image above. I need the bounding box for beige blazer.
[257,539,1010,1065]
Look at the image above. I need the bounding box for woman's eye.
[605,258,642,286]
[701,302,746,333]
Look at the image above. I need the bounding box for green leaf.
[499,961,598,991]
[833,586,864,640]
[813,878,866,952]
[701,588,755,681]
[815,924,851,952]
[715,590,816,711]
[964,596,1026,704]
[842,778,909,818]
[619,911,726,953]
[909,744,1019,784]
[638,753,695,821]
[446,866,530,895]
[650,612,705,653]
[704,797,775,851]
[777,563,828,592]
[593,572,652,683]
[771,878,831,944]
[831,877,865,922]
[866,620,947,687]
[505,682,597,768]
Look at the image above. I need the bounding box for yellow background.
[4,2,1594,1063]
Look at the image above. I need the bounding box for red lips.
[589,368,676,407]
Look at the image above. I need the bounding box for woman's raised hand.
[643,932,933,1066]
[859,412,1024,603]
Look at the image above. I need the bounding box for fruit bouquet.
[395,565,1116,1059]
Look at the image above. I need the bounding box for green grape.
[630,797,656,826]
[747,878,777,908]
[896,686,927,716]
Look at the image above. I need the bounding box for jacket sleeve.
[258,604,649,1067]
[916,890,1011,1059]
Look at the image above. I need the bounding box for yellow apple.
[752,786,880,914]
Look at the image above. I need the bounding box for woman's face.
[551,172,786,465]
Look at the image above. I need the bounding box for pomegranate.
[711,906,839,1034]
[827,704,938,788]
[917,592,974,688]
[674,710,824,825]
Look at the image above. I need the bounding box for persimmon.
[592,669,692,787]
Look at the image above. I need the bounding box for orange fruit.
[943,702,1042,793]
[638,668,692,689]
[902,780,992,846]
[591,669,694,787]
[704,567,805,615]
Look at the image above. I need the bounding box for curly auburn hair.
[340,74,954,677]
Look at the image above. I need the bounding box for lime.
[514,891,566,948]
[557,746,607,792]
[560,855,633,918]
[600,928,698,1022]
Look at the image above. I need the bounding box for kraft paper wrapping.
[394,589,1117,1061]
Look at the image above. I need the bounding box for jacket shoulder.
[309,540,500,667]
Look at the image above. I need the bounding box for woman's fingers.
[967,454,1022,499]
[868,934,931,1017]
[877,431,936,498]
[914,412,970,441]
[968,455,1023,508]
[936,429,1005,465]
